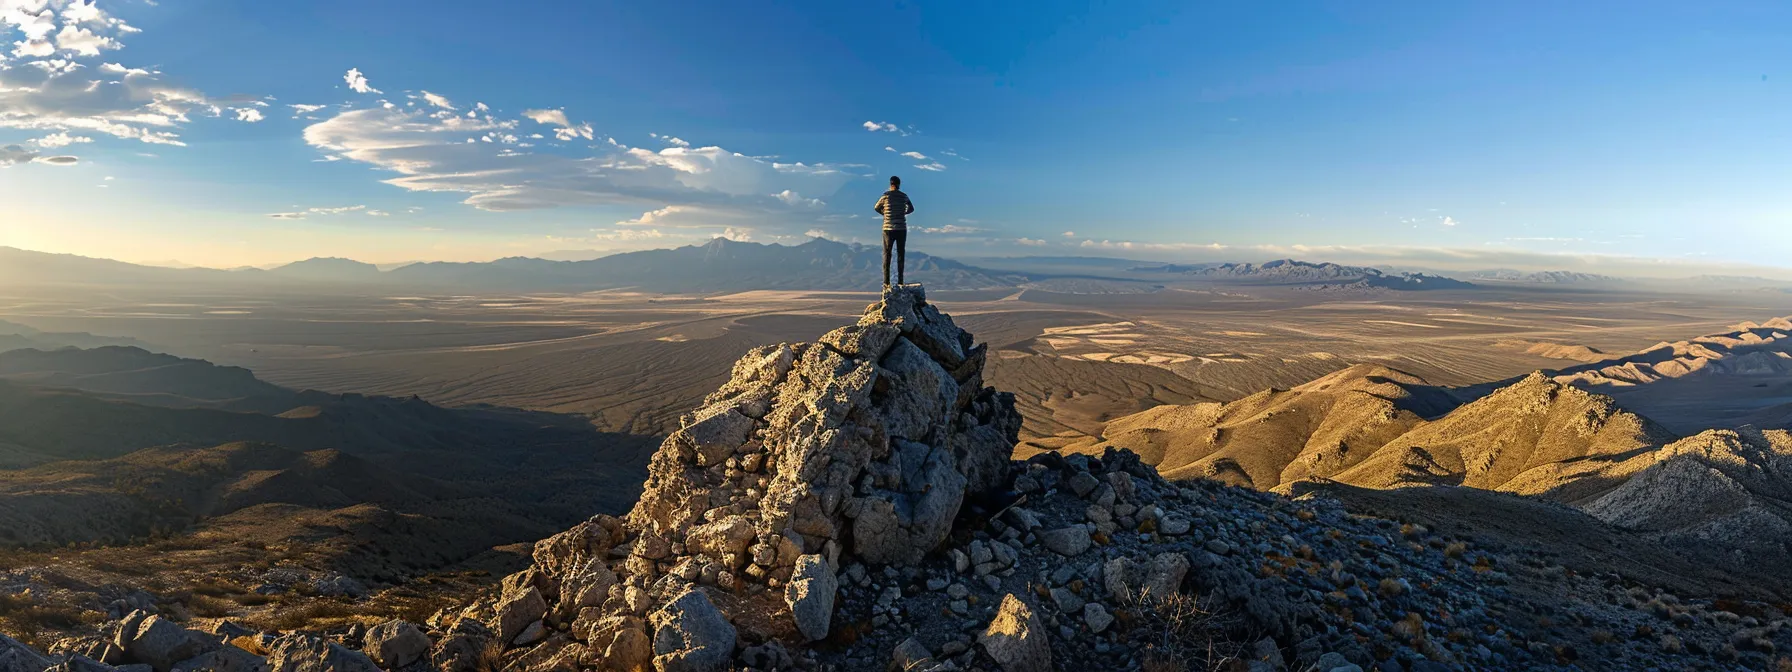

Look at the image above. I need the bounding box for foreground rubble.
[4,285,1791,671]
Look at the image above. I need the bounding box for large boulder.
[491,585,548,645]
[783,554,837,641]
[429,619,492,672]
[0,635,53,672]
[649,589,736,672]
[122,616,218,672]
[362,620,430,669]
[978,594,1052,672]
[169,647,265,672]
[265,635,379,672]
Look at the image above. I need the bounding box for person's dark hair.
[889,175,901,188]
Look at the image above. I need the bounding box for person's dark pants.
[882,229,907,286]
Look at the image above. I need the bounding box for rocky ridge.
[1555,317,1792,387]
[5,286,1792,671]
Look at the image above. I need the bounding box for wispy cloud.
[306,75,863,217]
[265,204,367,219]
[0,2,246,162]
[913,162,946,172]
[862,120,910,135]
[419,90,454,110]
[920,224,980,234]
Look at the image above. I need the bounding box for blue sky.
[1,0,1789,273]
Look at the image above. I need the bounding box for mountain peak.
[469,282,1022,657]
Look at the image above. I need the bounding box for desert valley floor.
[6,283,1789,443]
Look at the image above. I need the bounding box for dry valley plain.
[5,282,1788,445]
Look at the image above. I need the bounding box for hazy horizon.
[5,2,1792,272]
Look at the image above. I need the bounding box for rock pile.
[453,284,1024,670]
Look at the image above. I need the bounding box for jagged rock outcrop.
[462,284,1022,665]
[1584,427,1792,558]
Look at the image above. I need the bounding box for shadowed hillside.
[0,347,656,582]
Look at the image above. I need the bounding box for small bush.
[185,594,236,619]
[476,639,507,672]
[190,579,247,598]
[1443,542,1468,559]
[0,594,99,648]
[245,599,358,632]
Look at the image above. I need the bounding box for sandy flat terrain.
[4,284,1790,440]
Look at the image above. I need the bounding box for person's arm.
[874,195,887,215]
[904,196,914,215]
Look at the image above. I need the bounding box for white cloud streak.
[343,68,379,94]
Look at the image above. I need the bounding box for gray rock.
[890,637,933,671]
[169,647,266,672]
[785,554,838,641]
[1049,587,1084,614]
[362,620,430,669]
[1068,472,1101,498]
[650,589,737,672]
[491,585,548,645]
[124,616,218,672]
[1040,527,1092,557]
[429,619,491,672]
[820,322,902,360]
[265,635,379,672]
[511,620,546,647]
[675,407,756,467]
[1159,515,1192,536]
[0,635,53,672]
[978,595,1051,672]
[1316,652,1362,672]
[1144,552,1190,598]
[1083,603,1114,633]
[49,654,117,672]
[685,515,756,561]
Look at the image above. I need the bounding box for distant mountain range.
[11,241,1792,295]
[1463,269,1623,284]
[1131,259,1476,290]
[0,319,149,353]
[0,239,1018,293]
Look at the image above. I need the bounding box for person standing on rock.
[874,175,915,287]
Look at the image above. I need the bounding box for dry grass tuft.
[0,593,100,648]
[475,639,508,672]
[184,594,236,618]
[242,599,358,632]
[1129,590,1251,671]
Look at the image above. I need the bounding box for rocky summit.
[5,284,1792,672]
